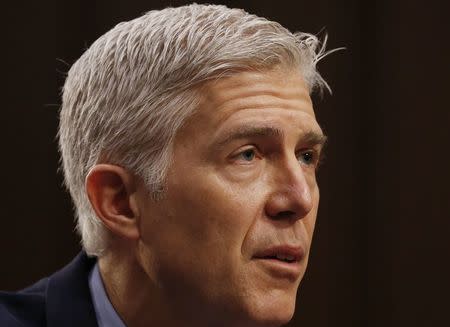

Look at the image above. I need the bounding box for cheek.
[171,171,262,239]
[304,209,318,242]
[137,175,266,310]
[140,173,261,276]
[311,185,320,228]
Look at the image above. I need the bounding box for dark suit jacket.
[0,253,99,327]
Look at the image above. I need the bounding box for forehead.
[202,68,314,115]
[176,68,321,144]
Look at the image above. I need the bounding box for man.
[0,4,330,327]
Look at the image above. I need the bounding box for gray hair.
[59,3,331,256]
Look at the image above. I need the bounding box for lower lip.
[253,258,303,281]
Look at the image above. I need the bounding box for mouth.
[252,246,305,280]
[258,254,298,263]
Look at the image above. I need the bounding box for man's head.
[59,3,328,326]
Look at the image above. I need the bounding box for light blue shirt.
[88,263,127,327]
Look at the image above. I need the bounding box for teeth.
[275,254,295,261]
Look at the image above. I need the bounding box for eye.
[238,148,256,162]
[297,150,316,166]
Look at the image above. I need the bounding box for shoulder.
[0,278,48,327]
[0,252,99,327]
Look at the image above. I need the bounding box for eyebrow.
[302,130,328,147]
[215,125,327,148]
[215,126,284,148]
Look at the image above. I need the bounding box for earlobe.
[85,164,140,241]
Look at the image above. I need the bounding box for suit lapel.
[46,252,99,327]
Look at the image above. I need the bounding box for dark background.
[2,0,449,326]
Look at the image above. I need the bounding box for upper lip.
[253,245,305,262]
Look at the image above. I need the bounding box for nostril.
[265,192,312,220]
[273,210,296,220]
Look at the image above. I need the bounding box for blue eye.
[298,150,315,165]
[239,149,256,161]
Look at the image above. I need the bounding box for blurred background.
[1,0,449,326]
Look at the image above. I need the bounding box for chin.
[242,291,297,327]
[257,304,295,326]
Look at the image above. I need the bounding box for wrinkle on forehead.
[176,68,318,147]
[205,68,311,104]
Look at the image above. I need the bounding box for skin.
[86,67,325,327]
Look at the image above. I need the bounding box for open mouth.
[253,245,306,283]
[260,254,297,263]
[252,246,304,280]
[253,246,304,263]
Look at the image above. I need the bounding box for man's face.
[136,68,325,326]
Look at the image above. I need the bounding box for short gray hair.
[59,3,330,256]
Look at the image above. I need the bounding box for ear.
[85,164,140,241]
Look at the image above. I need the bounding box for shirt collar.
[88,262,126,327]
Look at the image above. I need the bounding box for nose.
[264,159,315,221]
